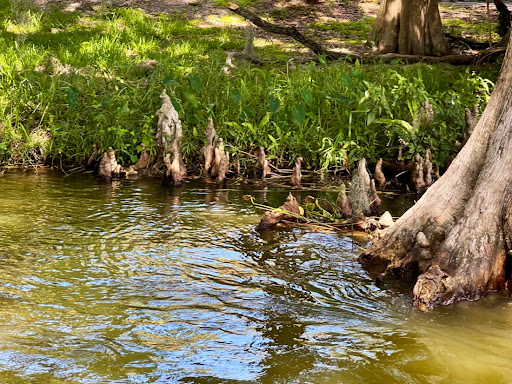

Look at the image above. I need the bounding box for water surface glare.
[0,171,511,383]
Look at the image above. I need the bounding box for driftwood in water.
[257,147,272,180]
[256,193,301,231]
[155,89,187,179]
[290,157,302,186]
[336,183,352,219]
[374,158,386,189]
[463,105,479,145]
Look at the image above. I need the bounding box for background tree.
[371,0,447,55]
[361,33,512,310]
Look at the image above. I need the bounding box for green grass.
[0,0,500,171]
[309,18,374,46]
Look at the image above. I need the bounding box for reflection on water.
[0,170,511,383]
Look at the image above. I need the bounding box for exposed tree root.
[361,37,512,310]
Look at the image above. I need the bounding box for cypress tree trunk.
[372,0,447,55]
[361,35,512,310]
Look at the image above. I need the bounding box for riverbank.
[0,0,500,173]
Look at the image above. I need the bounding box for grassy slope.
[0,0,500,170]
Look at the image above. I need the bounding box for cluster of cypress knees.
[85,89,448,232]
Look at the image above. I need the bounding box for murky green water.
[0,171,511,384]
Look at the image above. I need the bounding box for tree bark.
[371,0,447,55]
[361,34,512,310]
[494,0,511,37]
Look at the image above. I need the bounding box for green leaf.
[231,89,242,105]
[318,54,327,65]
[130,154,138,163]
[184,91,199,108]
[269,96,280,113]
[335,95,354,106]
[101,98,113,107]
[188,75,202,93]
[367,111,376,126]
[301,88,313,106]
[163,75,176,85]
[293,104,306,126]
[259,112,270,128]
[342,73,353,90]
[65,86,79,108]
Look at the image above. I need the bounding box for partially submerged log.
[256,193,301,230]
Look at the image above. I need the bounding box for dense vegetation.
[0,0,499,170]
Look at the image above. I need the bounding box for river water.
[0,170,511,384]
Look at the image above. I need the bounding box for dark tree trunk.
[360,34,512,310]
[372,0,447,55]
[494,0,511,37]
